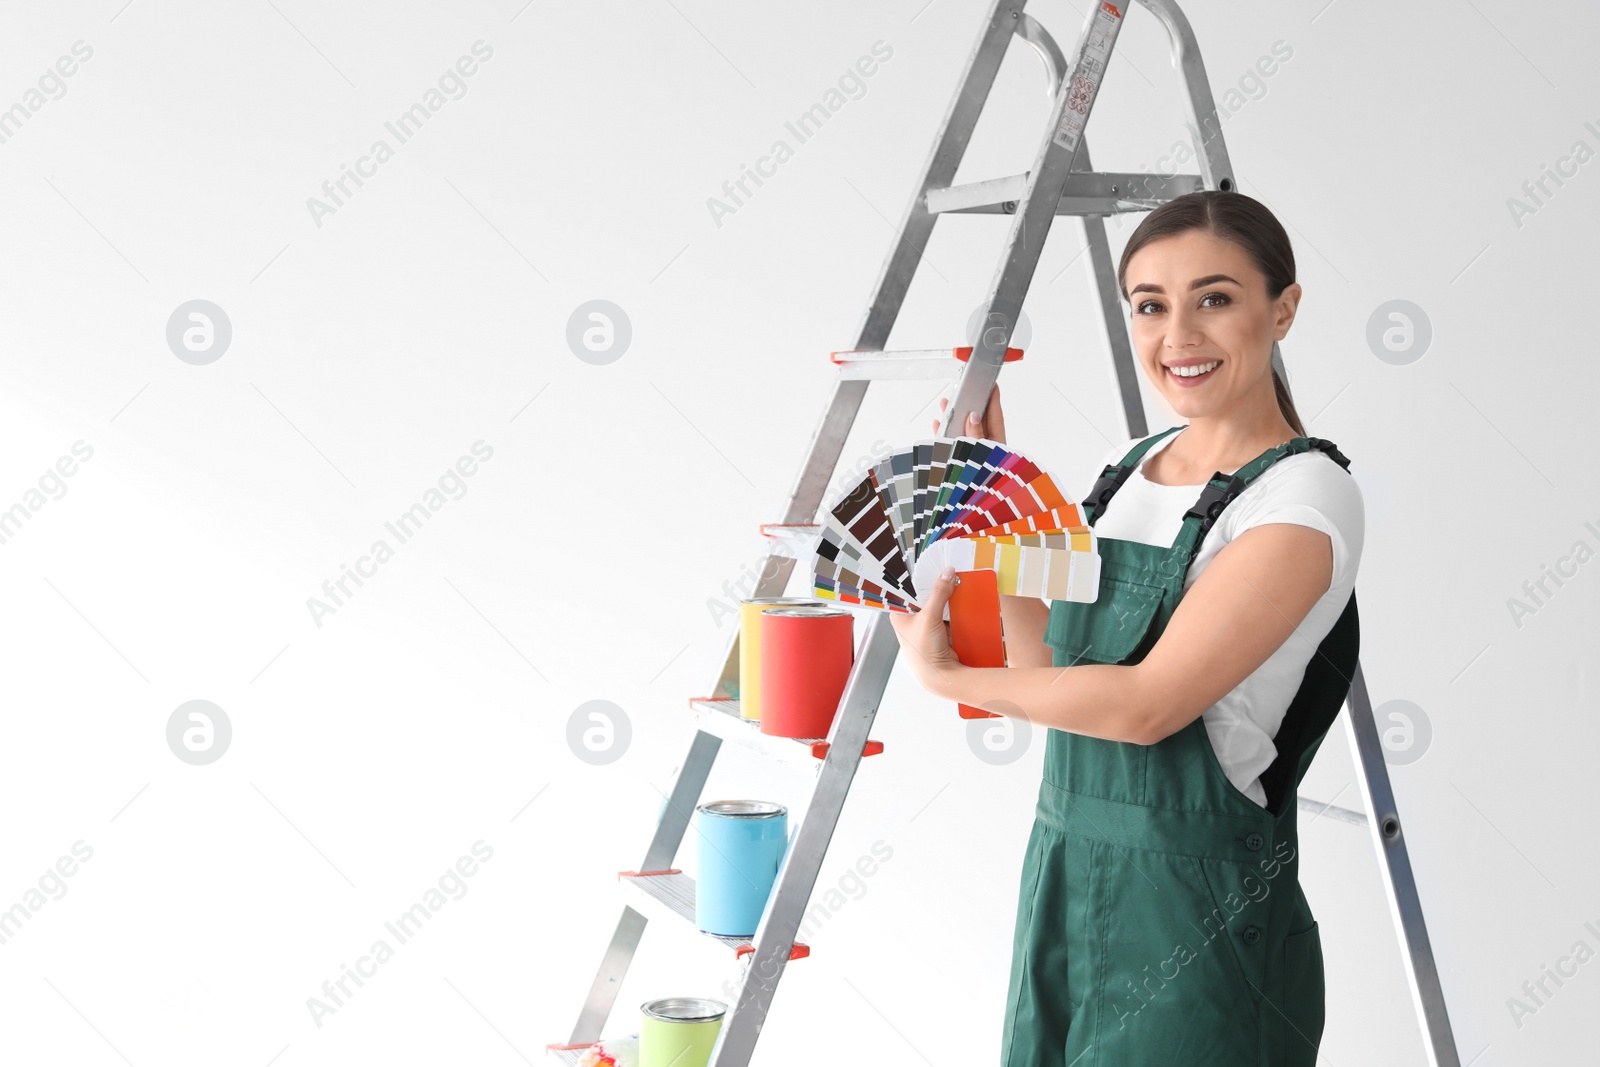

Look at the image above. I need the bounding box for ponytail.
[1272,366,1306,437]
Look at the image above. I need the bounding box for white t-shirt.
[1070,428,1365,807]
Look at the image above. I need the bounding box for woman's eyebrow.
[1128,273,1242,296]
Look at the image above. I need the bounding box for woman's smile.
[1163,357,1222,387]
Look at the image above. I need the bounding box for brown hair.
[1116,190,1306,437]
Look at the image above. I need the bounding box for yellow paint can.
[738,597,819,720]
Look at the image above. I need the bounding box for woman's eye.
[1200,292,1230,308]
[1134,300,1162,315]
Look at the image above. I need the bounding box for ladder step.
[757,521,821,562]
[1296,794,1368,826]
[545,1041,607,1064]
[926,170,1204,215]
[829,345,1022,381]
[691,697,883,773]
[616,869,811,960]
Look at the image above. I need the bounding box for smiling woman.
[891,189,1364,1066]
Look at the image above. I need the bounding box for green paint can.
[639,997,727,1067]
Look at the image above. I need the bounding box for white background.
[2,0,1596,1064]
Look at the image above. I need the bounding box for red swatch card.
[947,568,1005,720]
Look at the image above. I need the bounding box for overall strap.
[1262,587,1359,817]
[1170,435,1353,567]
[1082,426,1184,525]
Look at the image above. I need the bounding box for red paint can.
[758,606,855,739]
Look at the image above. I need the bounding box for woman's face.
[1123,228,1300,423]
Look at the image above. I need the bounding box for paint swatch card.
[818,472,917,600]
[812,436,1101,612]
[947,567,1006,719]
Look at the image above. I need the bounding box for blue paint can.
[693,800,791,938]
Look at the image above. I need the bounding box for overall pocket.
[1044,576,1166,667]
[1280,920,1325,1066]
[1091,846,1262,1062]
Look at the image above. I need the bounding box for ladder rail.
[566,729,725,1045]
[1134,0,1234,190]
[1077,137,1149,440]
[1015,12,1067,92]
[1343,665,1462,1067]
[946,1,1127,441]
[853,0,1023,353]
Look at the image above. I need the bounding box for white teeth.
[1169,360,1220,378]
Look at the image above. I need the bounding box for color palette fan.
[811,436,1101,612]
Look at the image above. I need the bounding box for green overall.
[1000,427,1360,1066]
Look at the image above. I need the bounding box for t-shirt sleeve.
[1221,455,1366,592]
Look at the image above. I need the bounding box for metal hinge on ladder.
[548,3,1461,1065]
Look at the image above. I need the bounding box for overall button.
[1245,832,1265,851]
[1241,925,1262,945]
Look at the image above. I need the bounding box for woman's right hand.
[934,383,1007,444]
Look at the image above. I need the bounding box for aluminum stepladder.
[549,3,1461,1065]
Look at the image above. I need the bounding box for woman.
[890,189,1364,1065]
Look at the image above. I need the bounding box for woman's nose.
[1164,308,1205,349]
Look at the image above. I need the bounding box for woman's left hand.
[888,567,964,699]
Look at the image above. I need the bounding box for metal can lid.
[741,597,822,606]
[641,997,729,1022]
[763,606,851,618]
[696,800,787,819]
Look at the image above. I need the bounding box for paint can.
[693,800,790,938]
[638,997,728,1067]
[738,597,820,720]
[758,606,854,738]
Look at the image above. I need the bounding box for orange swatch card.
[947,568,1005,720]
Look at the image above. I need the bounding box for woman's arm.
[891,523,1334,744]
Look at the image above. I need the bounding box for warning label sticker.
[1051,2,1122,152]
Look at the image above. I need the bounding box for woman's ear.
[1272,281,1303,340]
